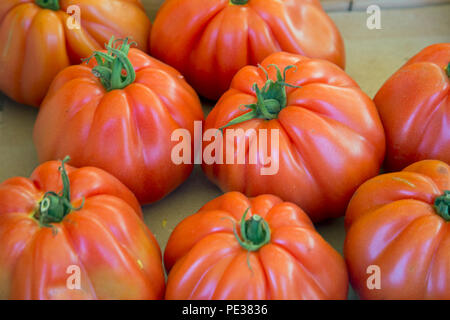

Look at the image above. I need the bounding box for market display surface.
[0,0,449,300]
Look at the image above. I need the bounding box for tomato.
[202,52,385,222]
[33,37,204,205]
[374,43,450,171]
[0,157,165,299]
[344,160,450,299]
[164,192,348,300]
[150,0,345,100]
[0,0,151,107]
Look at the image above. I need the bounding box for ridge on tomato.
[33,36,204,205]
[345,160,450,299]
[0,157,165,300]
[0,0,151,107]
[374,43,450,171]
[164,192,349,300]
[202,52,386,222]
[150,0,345,100]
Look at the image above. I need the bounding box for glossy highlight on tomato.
[164,192,349,300]
[0,158,165,300]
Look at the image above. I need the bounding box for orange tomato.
[0,157,165,299]
[164,192,348,300]
[150,0,345,100]
[33,37,204,205]
[374,43,450,171]
[0,0,151,107]
[345,160,450,299]
[202,52,385,222]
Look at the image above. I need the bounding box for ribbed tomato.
[202,52,385,222]
[0,0,151,107]
[0,157,165,299]
[374,43,450,171]
[150,0,345,100]
[33,37,204,205]
[345,160,450,299]
[164,192,348,300]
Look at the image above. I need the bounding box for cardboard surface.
[0,3,449,299]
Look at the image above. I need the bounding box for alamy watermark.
[366,5,382,30]
[171,121,280,176]
[367,265,381,290]
[66,265,81,290]
[66,5,81,30]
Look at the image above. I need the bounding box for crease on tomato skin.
[423,222,448,299]
[165,233,239,300]
[55,222,98,299]
[77,196,165,298]
[368,214,445,299]
[211,249,267,300]
[416,96,449,161]
[188,253,237,300]
[164,210,238,271]
[21,8,70,106]
[0,3,39,102]
[0,213,40,299]
[63,208,157,299]
[424,224,450,299]
[270,226,346,299]
[259,242,328,300]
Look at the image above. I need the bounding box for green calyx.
[434,190,450,221]
[230,0,249,5]
[34,156,84,228]
[35,0,60,10]
[232,208,271,252]
[84,36,137,92]
[446,62,450,78]
[220,64,300,131]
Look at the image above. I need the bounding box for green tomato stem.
[34,156,84,228]
[220,64,301,131]
[231,208,271,252]
[84,36,136,92]
[434,190,450,221]
[35,0,60,10]
[230,0,249,4]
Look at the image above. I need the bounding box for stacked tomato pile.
[0,0,448,300]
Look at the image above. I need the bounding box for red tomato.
[0,0,151,107]
[202,52,385,222]
[33,37,204,204]
[374,43,450,171]
[150,0,345,100]
[0,157,165,299]
[164,192,348,300]
[345,160,450,299]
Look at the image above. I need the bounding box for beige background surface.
[0,1,449,299]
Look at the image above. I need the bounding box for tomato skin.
[374,43,450,171]
[202,52,385,222]
[150,0,345,100]
[164,192,348,300]
[33,48,204,205]
[0,160,165,300]
[344,160,450,300]
[0,0,151,107]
